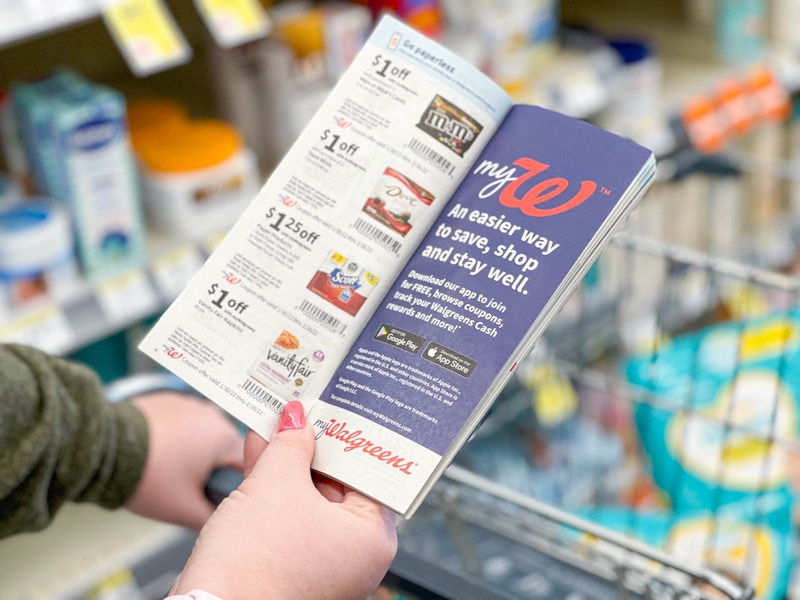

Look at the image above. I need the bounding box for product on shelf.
[511,27,619,120]
[597,38,665,153]
[0,173,21,210]
[715,0,767,65]
[351,0,443,38]
[133,116,260,241]
[0,89,29,190]
[10,70,148,279]
[207,1,372,171]
[438,0,559,96]
[0,197,79,312]
[10,69,85,199]
[126,97,189,154]
[53,83,148,278]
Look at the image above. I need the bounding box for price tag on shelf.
[202,229,228,254]
[0,303,76,355]
[101,0,192,77]
[525,364,579,427]
[95,268,160,325]
[84,568,141,599]
[194,0,270,48]
[151,243,205,301]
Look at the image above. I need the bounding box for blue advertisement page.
[319,104,653,455]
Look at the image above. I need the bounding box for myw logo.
[474,157,601,217]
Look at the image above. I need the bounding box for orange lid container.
[135,119,243,173]
[127,98,189,153]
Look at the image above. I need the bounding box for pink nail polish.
[278,401,305,432]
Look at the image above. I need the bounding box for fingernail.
[278,401,305,432]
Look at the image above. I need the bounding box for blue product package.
[52,83,147,277]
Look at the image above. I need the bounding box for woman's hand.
[171,401,398,600]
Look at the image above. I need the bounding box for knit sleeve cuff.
[93,399,149,509]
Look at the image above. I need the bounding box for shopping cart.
[389,241,794,598]
[389,127,800,598]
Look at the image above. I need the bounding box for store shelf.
[0,232,217,357]
[0,1,104,50]
[3,2,800,599]
[0,503,193,600]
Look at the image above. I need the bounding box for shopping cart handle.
[205,467,244,505]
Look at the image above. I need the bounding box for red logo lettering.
[324,419,415,474]
[499,157,597,217]
[165,346,183,359]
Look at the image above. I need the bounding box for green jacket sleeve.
[0,343,148,539]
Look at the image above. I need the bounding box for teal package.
[10,69,86,198]
[625,310,800,509]
[52,83,147,277]
[716,0,767,65]
[622,311,800,596]
[573,503,793,600]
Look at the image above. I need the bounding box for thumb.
[249,401,315,481]
[243,430,268,477]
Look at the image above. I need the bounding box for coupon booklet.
[140,14,656,518]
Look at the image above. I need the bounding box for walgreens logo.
[314,418,415,475]
[473,156,599,217]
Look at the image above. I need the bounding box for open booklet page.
[140,14,511,433]
[310,104,655,516]
[140,15,656,517]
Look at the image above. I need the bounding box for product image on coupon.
[416,94,483,157]
[247,329,325,400]
[362,167,435,236]
[307,251,379,316]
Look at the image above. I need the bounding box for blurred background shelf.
[3,1,800,598]
[0,0,104,49]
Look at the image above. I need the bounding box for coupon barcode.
[241,379,285,414]
[353,218,402,254]
[407,138,456,176]
[299,300,347,334]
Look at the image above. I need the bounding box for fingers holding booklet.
[140,14,656,518]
